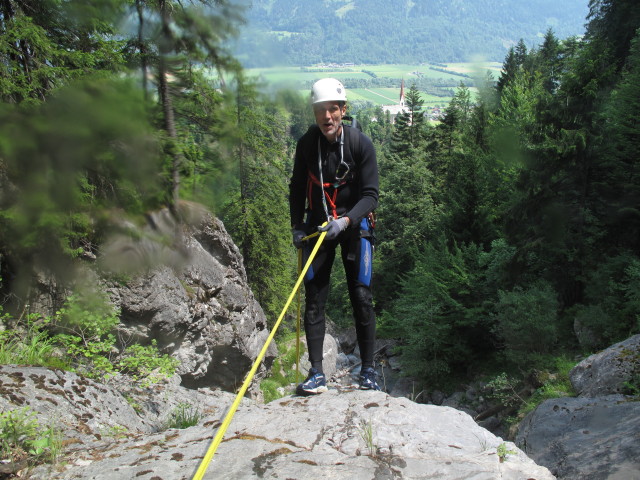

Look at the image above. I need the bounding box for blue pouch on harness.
[357,217,373,286]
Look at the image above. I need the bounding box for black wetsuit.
[289,124,379,372]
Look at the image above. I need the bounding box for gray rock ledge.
[31,386,554,479]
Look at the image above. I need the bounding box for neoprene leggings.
[303,229,376,372]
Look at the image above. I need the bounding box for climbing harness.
[191,226,327,480]
[309,129,350,220]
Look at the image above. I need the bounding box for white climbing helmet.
[311,78,347,104]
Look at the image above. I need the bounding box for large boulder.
[18,367,554,480]
[569,334,640,397]
[516,395,639,480]
[104,209,276,396]
[516,335,640,479]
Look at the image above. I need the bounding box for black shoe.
[296,368,328,396]
[359,367,381,391]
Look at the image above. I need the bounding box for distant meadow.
[246,62,503,108]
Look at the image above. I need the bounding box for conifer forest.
[0,0,639,395]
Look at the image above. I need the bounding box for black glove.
[292,229,306,249]
[318,217,349,240]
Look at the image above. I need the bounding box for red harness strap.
[307,171,346,219]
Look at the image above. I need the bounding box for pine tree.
[380,239,483,383]
[596,28,640,252]
[0,0,126,103]
[437,82,473,158]
[586,0,640,72]
[514,39,528,66]
[391,83,426,153]
[377,84,438,308]
[497,47,518,95]
[375,141,441,309]
[131,0,243,212]
[222,77,294,324]
[538,28,562,93]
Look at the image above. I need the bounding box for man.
[289,78,380,395]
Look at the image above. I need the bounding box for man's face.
[313,101,346,142]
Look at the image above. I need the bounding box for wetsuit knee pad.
[352,284,373,305]
[351,285,374,325]
[304,304,323,327]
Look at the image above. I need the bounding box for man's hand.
[292,229,306,249]
[318,217,349,240]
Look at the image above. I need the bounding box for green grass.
[348,87,455,107]
[348,88,400,104]
[246,61,502,81]
[0,328,69,369]
[260,331,306,403]
[165,403,202,429]
[445,61,503,75]
[519,355,577,417]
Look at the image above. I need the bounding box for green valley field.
[246,62,502,108]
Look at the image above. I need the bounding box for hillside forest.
[0,0,639,404]
[236,0,589,66]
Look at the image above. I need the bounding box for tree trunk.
[135,0,148,101]
[236,81,250,261]
[158,0,180,216]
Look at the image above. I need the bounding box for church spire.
[399,79,405,107]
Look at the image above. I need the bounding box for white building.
[381,79,408,124]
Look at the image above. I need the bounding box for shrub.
[485,372,525,409]
[0,407,62,469]
[622,373,640,398]
[572,304,611,351]
[519,356,576,416]
[260,379,282,404]
[54,291,120,340]
[117,341,179,387]
[0,291,177,386]
[51,291,177,385]
[572,254,640,351]
[493,281,559,368]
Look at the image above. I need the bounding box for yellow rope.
[191,229,326,480]
[295,230,317,385]
[296,249,302,385]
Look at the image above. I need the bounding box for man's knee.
[352,285,373,307]
[351,285,374,325]
[305,302,324,326]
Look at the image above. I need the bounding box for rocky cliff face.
[516,335,640,480]
[105,210,276,395]
[24,208,276,398]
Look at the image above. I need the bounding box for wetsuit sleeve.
[289,138,308,229]
[345,132,378,226]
